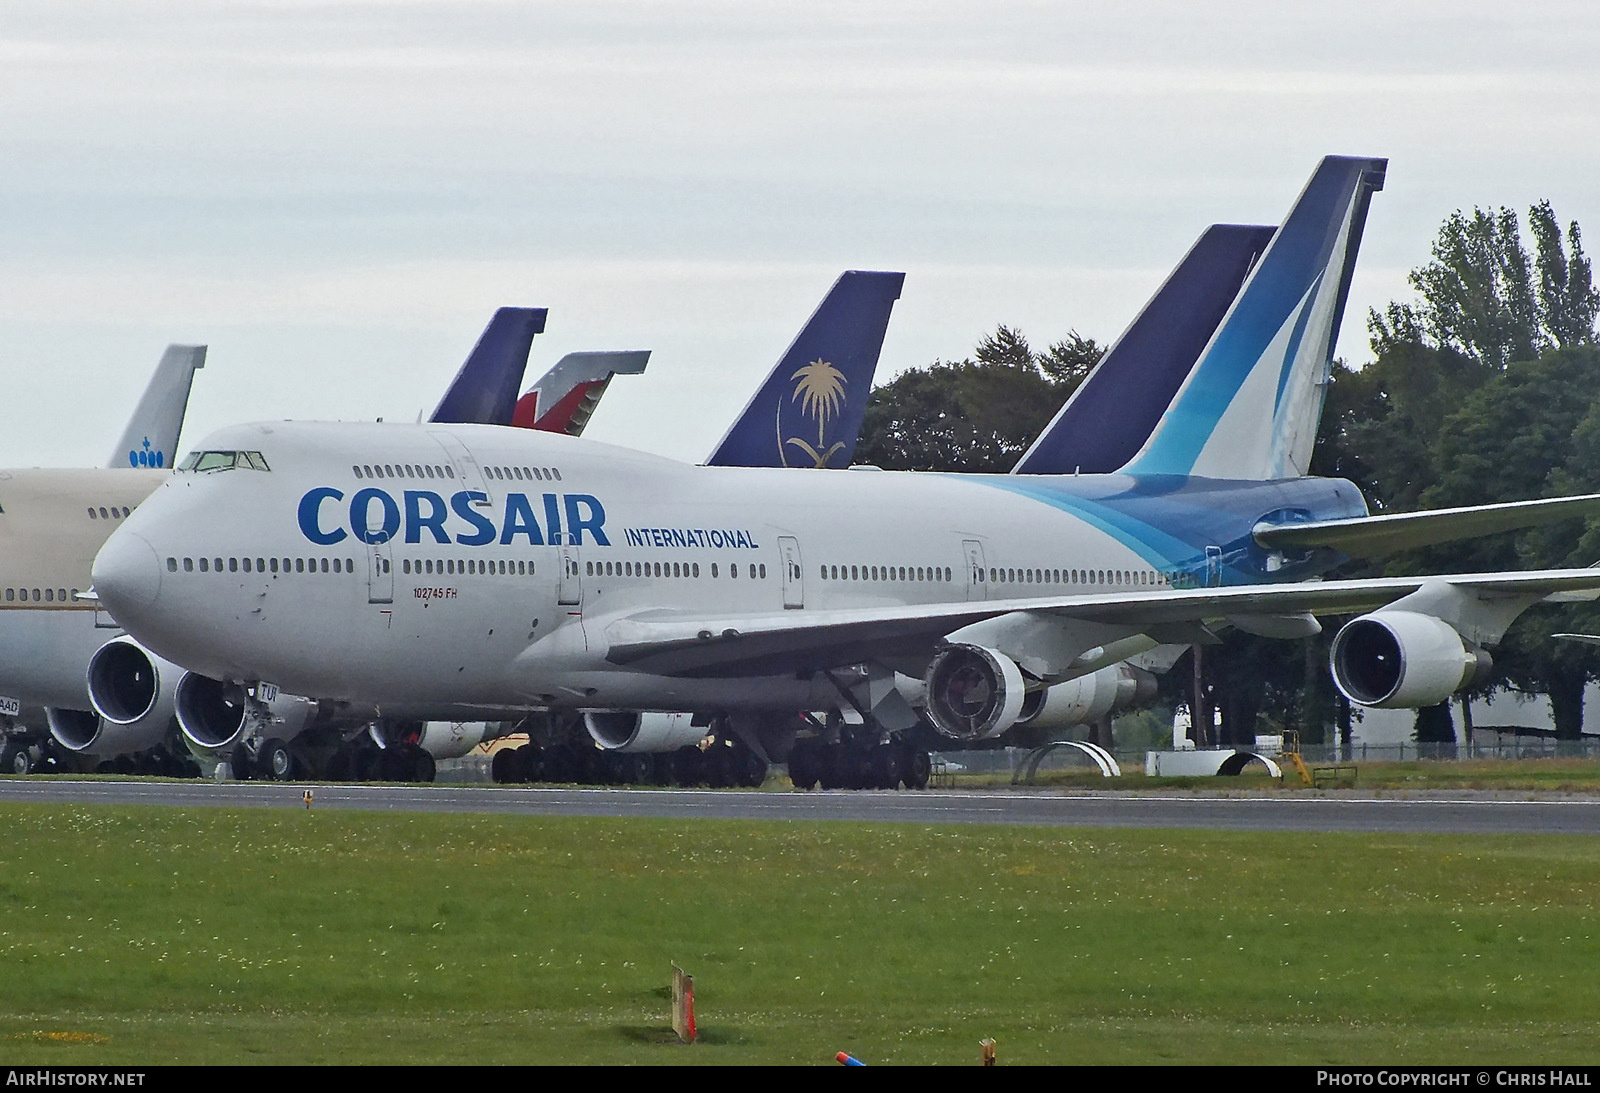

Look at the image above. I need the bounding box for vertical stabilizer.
[512,350,652,437]
[1012,223,1276,475]
[1122,156,1387,480]
[107,344,207,469]
[706,270,905,468]
[428,307,548,426]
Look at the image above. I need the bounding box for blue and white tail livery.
[707,270,905,469]
[107,344,207,470]
[1124,156,1387,480]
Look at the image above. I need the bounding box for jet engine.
[175,672,317,752]
[416,720,498,760]
[923,644,1025,741]
[52,637,182,754]
[584,711,707,753]
[1330,610,1492,709]
[1015,664,1158,731]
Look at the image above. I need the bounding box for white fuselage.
[93,421,1363,718]
[0,469,167,709]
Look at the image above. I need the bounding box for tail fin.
[706,270,904,468]
[107,344,206,469]
[512,350,651,437]
[1122,155,1387,479]
[428,307,548,426]
[1011,223,1275,475]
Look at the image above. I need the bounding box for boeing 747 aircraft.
[92,156,1600,788]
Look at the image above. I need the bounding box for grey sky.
[4,1,1598,465]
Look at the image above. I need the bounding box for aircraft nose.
[93,529,163,614]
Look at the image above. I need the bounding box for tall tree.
[855,325,1102,472]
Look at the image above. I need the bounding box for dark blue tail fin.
[1012,224,1275,475]
[428,307,548,426]
[706,271,904,468]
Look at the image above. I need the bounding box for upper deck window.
[177,450,271,473]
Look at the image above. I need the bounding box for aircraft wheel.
[788,743,821,790]
[2,741,34,776]
[649,752,676,785]
[871,744,904,790]
[257,738,295,781]
[410,748,436,784]
[906,749,932,790]
[324,749,354,782]
[229,745,254,781]
[491,747,517,784]
[673,746,705,787]
[735,747,768,787]
[518,743,542,783]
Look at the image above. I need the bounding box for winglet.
[1012,224,1276,475]
[512,350,652,437]
[1123,156,1387,479]
[428,307,549,426]
[706,270,905,468]
[107,344,207,469]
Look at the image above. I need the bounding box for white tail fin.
[107,344,206,469]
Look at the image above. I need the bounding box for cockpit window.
[177,450,270,473]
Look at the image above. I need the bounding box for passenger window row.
[823,564,953,583]
[354,463,455,481]
[4,587,74,603]
[87,506,133,520]
[982,566,1171,588]
[166,556,355,575]
[589,559,702,579]
[485,464,561,483]
[351,462,564,484]
[403,558,534,577]
[583,560,770,580]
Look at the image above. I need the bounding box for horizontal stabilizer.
[108,344,207,469]
[707,270,905,468]
[513,350,652,437]
[1253,493,1600,557]
[1013,224,1275,475]
[428,307,548,426]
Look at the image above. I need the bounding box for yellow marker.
[303,789,314,809]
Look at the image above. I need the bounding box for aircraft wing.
[599,568,1600,677]
[1253,494,1600,557]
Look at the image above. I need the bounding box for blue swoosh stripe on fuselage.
[969,474,1368,585]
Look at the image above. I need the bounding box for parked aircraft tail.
[1122,155,1387,480]
[706,270,905,468]
[106,344,207,469]
[1012,223,1276,475]
[428,307,548,426]
[512,350,652,437]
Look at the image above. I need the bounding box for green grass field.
[3,803,1600,1065]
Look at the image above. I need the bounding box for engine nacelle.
[923,644,1026,741]
[1016,664,1158,731]
[584,711,708,753]
[52,638,182,755]
[175,672,317,752]
[417,721,494,760]
[1330,610,1492,709]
